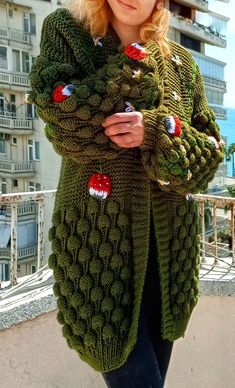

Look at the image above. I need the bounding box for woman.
[28,1,224,387]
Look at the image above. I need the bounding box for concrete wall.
[0,295,234,388]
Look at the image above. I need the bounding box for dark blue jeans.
[102,305,173,388]
[102,216,173,388]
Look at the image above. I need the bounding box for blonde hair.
[66,0,170,56]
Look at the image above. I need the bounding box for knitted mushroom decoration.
[88,173,112,200]
[52,84,75,103]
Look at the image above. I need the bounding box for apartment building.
[0,0,61,281]
[167,0,230,190]
[0,0,230,281]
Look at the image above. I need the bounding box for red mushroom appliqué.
[124,43,147,60]
[88,173,112,200]
[52,84,75,103]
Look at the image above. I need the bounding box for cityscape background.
[0,0,234,282]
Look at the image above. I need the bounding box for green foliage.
[227,185,235,197]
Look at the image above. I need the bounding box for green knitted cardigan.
[28,8,224,372]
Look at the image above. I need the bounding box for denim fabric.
[102,306,173,388]
[102,213,173,388]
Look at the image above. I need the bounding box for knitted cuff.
[141,106,168,150]
[141,111,224,195]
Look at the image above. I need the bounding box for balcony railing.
[203,76,227,92]
[0,245,37,260]
[0,161,35,175]
[0,190,234,285]
[0,115,33,131]
[209,104,227,120]
[174,0,208,12]
[0,71,29,87]
[0,27,31,45]
[170,14,226,48]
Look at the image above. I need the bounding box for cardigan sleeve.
[28,13,121,163]
[140,64,224,195]
[28,12,160,164]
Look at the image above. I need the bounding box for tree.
[227,185,235,197]
[226,143,235,176]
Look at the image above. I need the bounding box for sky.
[206,0,235,108]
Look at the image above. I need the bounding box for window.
[12,49,21,72]
[0,46,7,70]
[22,51,30,73]
[32,265,36,274]
[1,178,7,194]
[180,34,201,53]
[29,181,35,191]
[13,179,18,187]
[28,139,33,161]
[8,94,16,116]
[26,103,33,118]
[12,137,17,145]
[8,9,13,18]
[12,49,31,73]
[23,13,36,35]
[0,263,9,281]
[206,90,223,106]
[0,96,4,114]
[29,182,41,192]
[28,139,40,160]
[35,141,40,160]
[0,139,6,154]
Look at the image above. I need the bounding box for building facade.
[0,0,230,281]
[167,0,230,190]
[0,0,61,281]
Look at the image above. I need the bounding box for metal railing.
[0,190,234,285]
[171,14,226,48]
[197,194,235,282]
[209,104,227,120]
[175,0,208,12]
[203,76,227,91]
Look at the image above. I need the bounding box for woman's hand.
[102,112,144,148]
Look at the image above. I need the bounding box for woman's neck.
[111,17,142,47]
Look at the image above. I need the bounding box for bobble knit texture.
[29,8,223,372]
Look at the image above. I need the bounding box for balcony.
[0,190,234,387]
[203,75,227,92]
[170,14,227,48]
[0,245,37,260]
[0,27,31,46]
[0,160,35,177]
[0,114,33,134]
[0,71,30,88]
[174,0,209,12]
[209,104,227,120]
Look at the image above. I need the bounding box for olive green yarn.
[29,8,223,372]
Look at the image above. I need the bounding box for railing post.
[213,203,218,264]
[200,200,206,263]
[37,198,45,272]
[10,201,18,285]
[231,202,235,264]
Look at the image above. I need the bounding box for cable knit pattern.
[28,8,223,372]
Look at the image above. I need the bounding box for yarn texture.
[28,8,224,372]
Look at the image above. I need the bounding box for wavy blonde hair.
[66,0,170,56]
